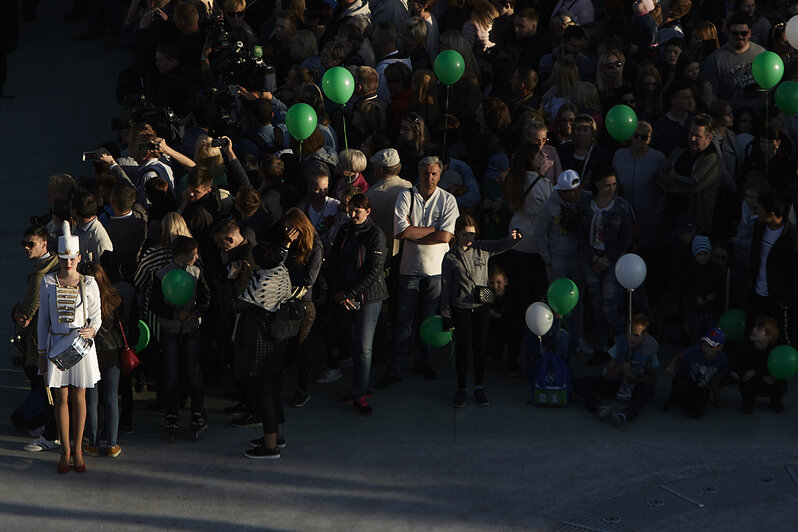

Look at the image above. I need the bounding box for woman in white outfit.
[37,222,101,474]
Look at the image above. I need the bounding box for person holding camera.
[16,226,60,452]
[327,194,389,416]
[441,215,521,408]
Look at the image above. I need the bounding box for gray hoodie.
[440,237,518,318]
[533,190,585,267]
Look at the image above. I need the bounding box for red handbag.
[116,311,141,376]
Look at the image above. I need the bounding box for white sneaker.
[314,368,342,384]
[23,436,60,452]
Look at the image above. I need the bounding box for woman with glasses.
[557,114,610,192]
[595,49,630,111]
[549,102,577,148]
[612,121,667,301]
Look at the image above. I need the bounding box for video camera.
[206,13,276,92]
[111,94,180,140]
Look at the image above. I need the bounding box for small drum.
[49,332,93,371]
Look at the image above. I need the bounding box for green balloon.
[752,51,784,89]
[433,50,465,86]
[605,104,638,142]
[135,320,150,352]
[321,66,355,105]
[546,278,579,316]
[285,103,318,141]
[717,309,746,342]
[768,345,798,380]
[775,81,798,115]
[420,315,453,347]
[161,268,196,306]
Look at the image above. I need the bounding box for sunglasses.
[605,61,623,68]
[227,10,245,17]
[632,133,649,140]
[21,240,36,249]
[731,30,749,37]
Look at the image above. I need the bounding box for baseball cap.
[700,327,726,347]
[369,148,400,168]
[484,153,510,181]
[554,169,581,191]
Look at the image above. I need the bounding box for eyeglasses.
[632,133,650,140]
[227,11,245,17]
[605,61,623,68]
[20,240,36,249]
[730,30,749,37]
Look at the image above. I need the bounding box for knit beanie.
[692,235,711,256]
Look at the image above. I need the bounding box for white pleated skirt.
[45,333,101,389]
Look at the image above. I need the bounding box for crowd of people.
[10,0,798,467]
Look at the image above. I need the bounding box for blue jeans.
[161,329,204,415]
[86,365,120,447]
[389,275,441,376]
[583,262,624,349]
[350,301,382,397]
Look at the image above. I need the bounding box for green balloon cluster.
[161,269,195,306]
[775,81,798,115]
[752,51,784,89]
[433,50,465,86]
[285,103,318,141]
[546,278,579,315]
[717,309,746,342]
[605,105,638,142]
[768,345,798,380]
[420,315,453,347]
[321,66,355,105]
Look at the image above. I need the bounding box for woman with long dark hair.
[82,263,126,459]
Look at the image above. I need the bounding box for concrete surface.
[2,4,798,531]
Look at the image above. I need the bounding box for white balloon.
[787,16,798,50]
[526,302,554,336]
[615,253,647,290]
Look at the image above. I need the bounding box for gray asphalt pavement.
[2,4,798,531]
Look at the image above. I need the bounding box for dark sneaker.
[354,398,373,416]
[231,414,262,428]
[610,412,628,427]
[742,400,754,414]
[413,364,438,380]
[119,422,134,434]
[453,389,467,408]
[314,368,342,384]
[249,436,286,449]
[596,405,612,420]
[244,445,280,460]
[288,390,310,408]
[375,372,402,389]
[342,390,373,403]
[772,400,785,414]
[506,358,522,378]
[224,402,248,415]
[474,388,490,406]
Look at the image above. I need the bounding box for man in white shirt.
[376,156,459,387]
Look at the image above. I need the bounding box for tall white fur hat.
[57,221,80,259]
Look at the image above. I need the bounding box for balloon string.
[299,140,302,161]
[765,94,769,181]
[342,103,351,173]
[628,289,633,360]
[451,335,457,443]
[442,85,450,162]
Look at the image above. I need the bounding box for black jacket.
[328,218,388,305]
[749,221,798,307]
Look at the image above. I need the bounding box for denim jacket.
[577,194,634,266]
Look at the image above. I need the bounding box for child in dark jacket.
[683,235,723,343]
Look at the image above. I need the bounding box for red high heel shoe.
[58,453,71,474]
[73,451,86,473]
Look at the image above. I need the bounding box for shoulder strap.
[80,275,88,326]
[115,309,130,348]
[524,175,544,199]
[396,187,415,260]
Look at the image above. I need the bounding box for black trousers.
[453,306,491,389]
[574,375,655,420]
[739,377,788,403]
[24,365,58,440]
[668,370,711,419]
[248,372,285,435]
